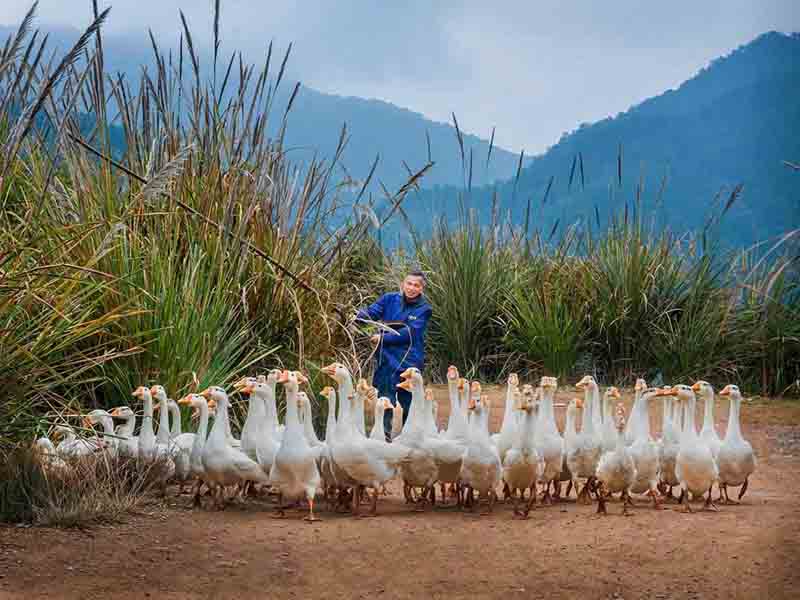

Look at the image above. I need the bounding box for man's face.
[402,275,424,300]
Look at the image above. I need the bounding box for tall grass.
[0,3,416,443]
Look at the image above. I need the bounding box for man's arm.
[356,294,387,322]
[381,305,432,346]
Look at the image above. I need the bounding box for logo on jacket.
[408,315,417,320]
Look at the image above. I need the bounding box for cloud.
[2,0,798,151]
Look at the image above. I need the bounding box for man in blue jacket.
[356,270,432,441]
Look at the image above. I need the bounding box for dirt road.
[2,387,799,599]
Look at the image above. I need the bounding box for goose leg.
[622,490,634,516]
[541,482,553,505]
[596,482,608,515]
[502,481,512,502]
[704,486,719,512]
[738,477,749,501]
[649,486,662,510]
[272,493,286,518]
[351,485,361,517]
[680,485,692,513]
[304,497,322,522]
[368,487,380,517]
[523,486,536,518]
[564,479,573,499]
[512,489,521,518]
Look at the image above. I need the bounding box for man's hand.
[370,334,381,345]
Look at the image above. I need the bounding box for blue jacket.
[357,292,432,380]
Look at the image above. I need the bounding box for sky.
[2,1,799,154]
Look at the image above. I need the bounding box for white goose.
[600,387,621,453]
[370,397,392,441]
[133,386,157,461]
[268,371,322,521]
[398,368,465,508]
[659,385,719,512]
[595,404,637,516]
[329,386,411,516]
[716,384,756,504]
[657,388,681,499]
[178,393,212,507]
[394,368,442,509]
[238,376,267,461]
[535,376,565,503]
[83,409,117,456]
[568,375,603,502]
[166,399,194,493]
[34,436,68,471]
[200,386,270,509]
[109,406,139,457]
[299,391,323,448]
[443,366,469,443]
[623,378,648,446]
[502,386,544,518]
[459,388,502,513]
[627,388,661,508]
[492,373,521,463]
[693,380,722,462]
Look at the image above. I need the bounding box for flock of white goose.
[34,363,757,520]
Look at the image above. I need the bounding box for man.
[356,270,432,441]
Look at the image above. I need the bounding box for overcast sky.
[2,1,799,153]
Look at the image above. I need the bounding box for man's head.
[402,270,426,300]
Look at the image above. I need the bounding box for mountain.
[0,24,524,191]
[387,32,800,248]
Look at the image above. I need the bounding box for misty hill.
[0,23,523,191]
[388,32,800,248]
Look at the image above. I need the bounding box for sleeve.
[356,293,387,321]
[382,304,432,346]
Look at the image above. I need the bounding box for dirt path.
[2,387,799,600]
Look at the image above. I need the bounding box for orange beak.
[149,385,158,395]
[396,380,412,391]
[200,388,211,398]
[178,395,192,406]
[277,370,290,384]
[691,382,701,392]
[320,364,337,378]
[399,368,413,380]
[132,386,144,398]
[296,372,309,385]
[109,407,120,417]
[575,398,584,409]
[655,387,674,397]
[719,385,731,396]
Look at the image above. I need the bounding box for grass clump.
[0,444,168,526]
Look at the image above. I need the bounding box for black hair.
[406,269,427,284]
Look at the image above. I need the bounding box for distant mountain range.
[386,32,800,248]
[0,24,524,191]
[2,22,797,248]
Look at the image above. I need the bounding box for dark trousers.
[373,369,412,442]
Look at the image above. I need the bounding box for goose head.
[604,386,622,402]
[575,375,597,391]
[233,376,258,393]
[320,386,336,404]
[718,384,741,399]
[469,380,482,402]
[53,425,74,441]
[132,386,151,401]
[508,372,520,388]
[178,393,204,408]
[397,367,423,391]
[320,362,351,386]
[82,409,111,430]
[277,370,308,392]
[149,385,168,402]
[540,376,558,392]
[634,378,648,393]
[110,406,135,419]
[200,385,229,408]
[447,365,460,383]
[457,377,467,393]
[691,380,714,399]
